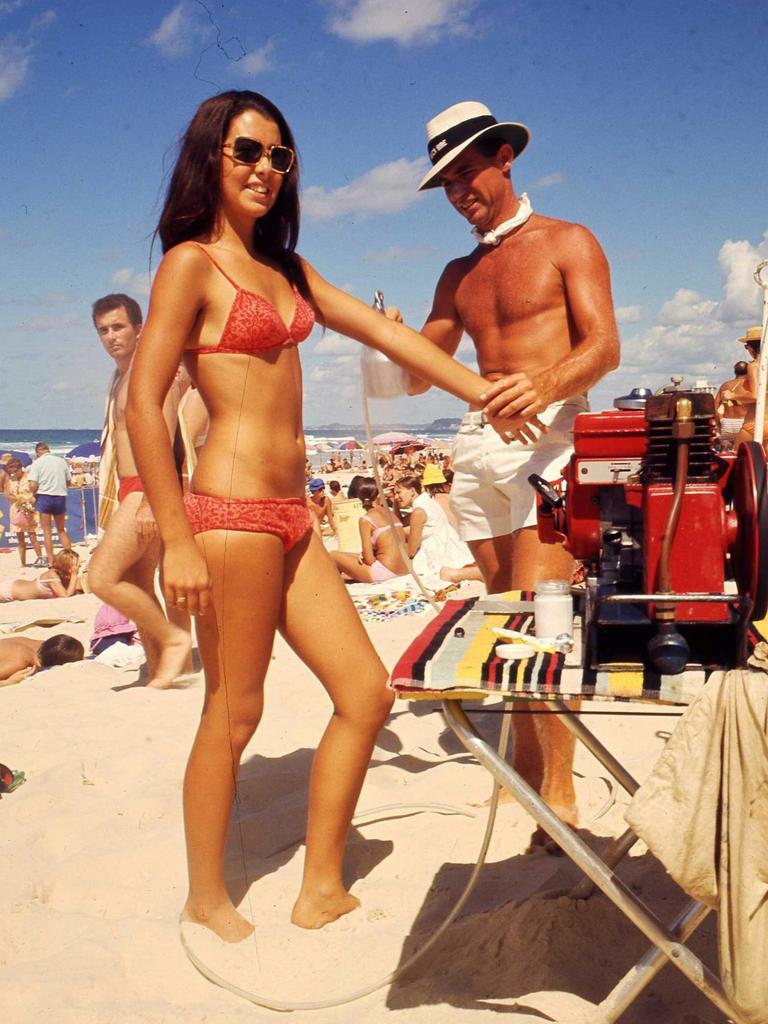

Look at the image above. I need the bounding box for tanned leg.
[182,529,284,942]
[28,530,43,561]
[509,527,578,833]
[330,549,375,582]
[53,513,73,552]
[469,530,578,833]
[87,493,190,687]
[279,531,394,929]
[40,514,54,564]
[16,532,26,567]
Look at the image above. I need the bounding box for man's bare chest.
[112,374,131,423]
[454,249,564,333]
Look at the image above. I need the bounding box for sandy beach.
[0,544,726,1024]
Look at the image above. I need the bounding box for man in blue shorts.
[28,442,73,565]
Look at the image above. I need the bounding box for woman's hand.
[162,541,212,617]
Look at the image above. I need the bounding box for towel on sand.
[625,662,768,1023]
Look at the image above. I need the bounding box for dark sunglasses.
[222,137,295,174]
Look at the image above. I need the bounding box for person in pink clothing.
[331,480,408,582]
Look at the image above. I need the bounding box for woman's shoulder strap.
[187,242,241,290]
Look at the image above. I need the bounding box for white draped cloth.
[410,493,473,578]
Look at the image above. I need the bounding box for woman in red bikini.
[126,91,514,943]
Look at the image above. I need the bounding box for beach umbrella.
[0,449,32,466]
[334,439,363,450]
[372,431,418,445]
[391,441,427,455]
[67,441,101,459]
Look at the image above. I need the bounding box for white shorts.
[450,397,588,542]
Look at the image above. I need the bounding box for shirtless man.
[87,293,191,688]
[406,102,620,836]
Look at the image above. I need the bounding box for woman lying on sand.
[126,90,517,942]
[332,479,408,582]
[0,549,81,602]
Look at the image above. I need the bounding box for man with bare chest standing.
[408,102,620,839]
[88,293,191,688]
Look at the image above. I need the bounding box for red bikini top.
[189,244,315,355]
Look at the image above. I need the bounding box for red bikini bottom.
[183,493,313,552]
[118,475,144,502]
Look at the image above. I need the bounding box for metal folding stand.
[441,698,741,1022]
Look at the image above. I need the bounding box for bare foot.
[147,628,192,689]
[439,567,463,583]
[182,900,254,943]
[291,889,360,929]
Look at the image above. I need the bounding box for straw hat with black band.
[418,101,530,192]
[738,326,763,347]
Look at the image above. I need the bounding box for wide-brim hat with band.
[418,101,530,191]
[738,326,763,345]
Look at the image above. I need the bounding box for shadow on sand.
[384,839,725,1023]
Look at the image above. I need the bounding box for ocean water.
[0,428,101,460]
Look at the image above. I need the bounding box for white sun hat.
[418,100,530,191]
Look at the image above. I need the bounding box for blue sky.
[1,0,767,429]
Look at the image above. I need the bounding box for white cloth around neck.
[472,193,532,246]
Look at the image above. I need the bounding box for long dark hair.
[156,91,309,295]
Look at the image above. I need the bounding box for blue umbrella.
[0,449,32,466]
[67,441,101,459]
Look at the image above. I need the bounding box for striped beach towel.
[391,592,768,706]
[97,372,119,533]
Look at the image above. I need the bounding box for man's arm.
[134,366,191,541]
[484,225,620,421]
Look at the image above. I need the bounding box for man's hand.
[481,371,551,421]
[481,373,550,445]
[135,496,158,542]
[384,306,404,323]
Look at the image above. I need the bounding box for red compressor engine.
[530,388,768,675]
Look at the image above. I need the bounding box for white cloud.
[304,157,429,222]
[0,1,25,13]
[616,305,644,324]
[327,0,480,46]
[619,231,768,385]
[313,332,359,356]
[0,8,59,102]
[534,172,564,188]
[237,40,274,75]
[364,244,433,263]
[146,2,210,58]
[112,267,153,298]
[0,36,30,100]
[30,8,55,29]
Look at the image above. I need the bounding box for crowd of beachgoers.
[0,439,481,691]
